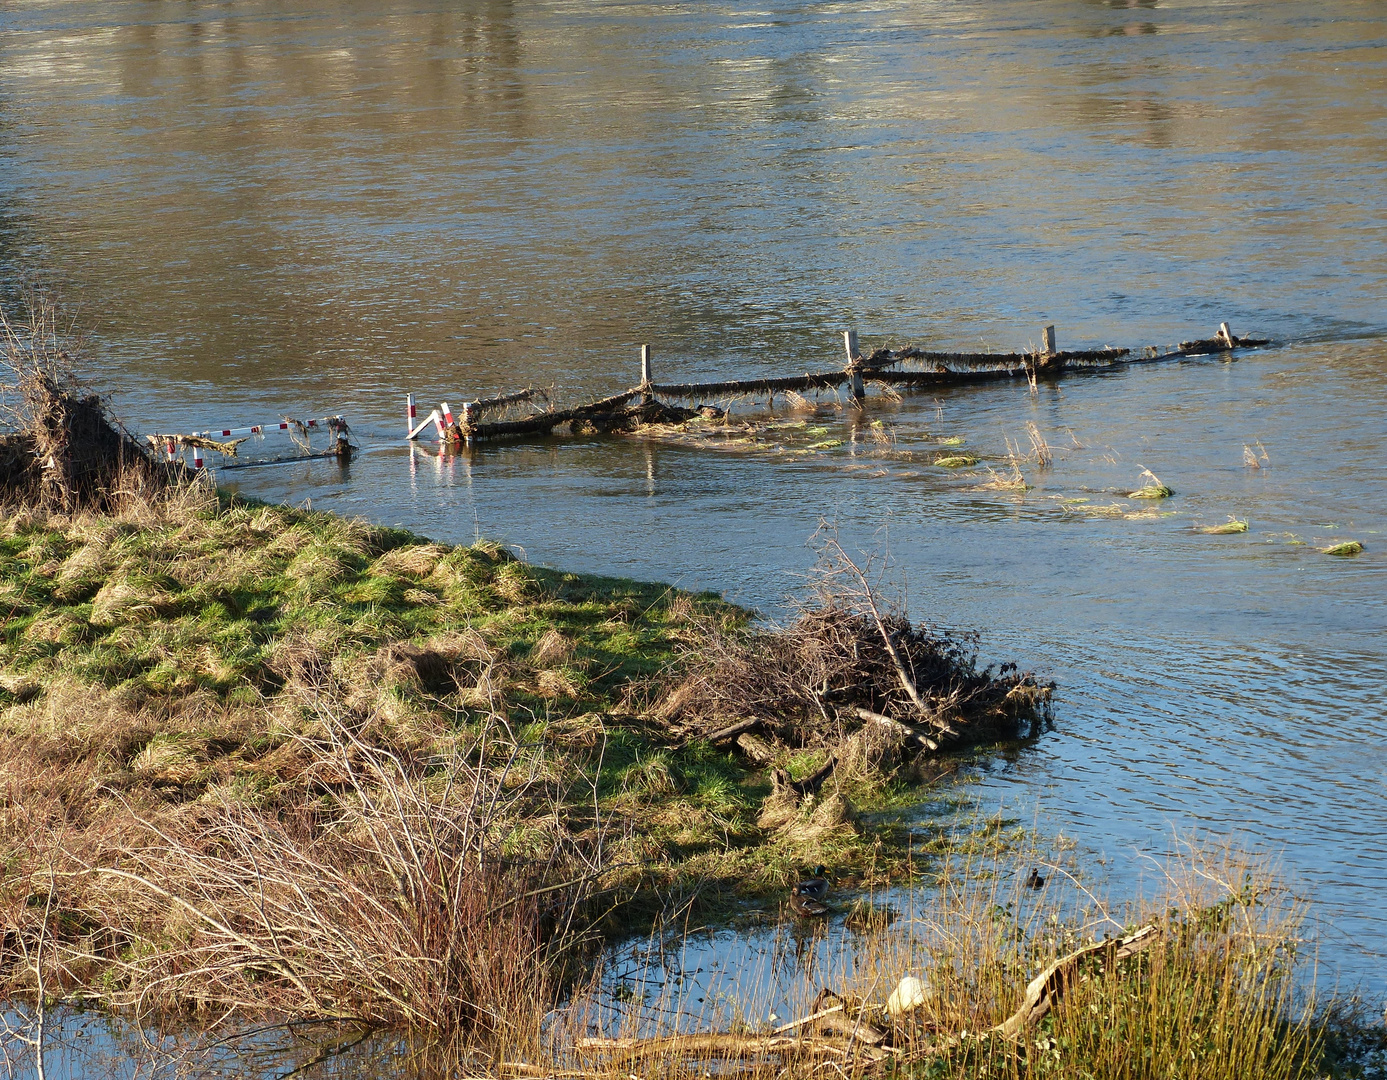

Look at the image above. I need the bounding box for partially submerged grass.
[934,455,979,469]
[1198,517,1250,535]
[550,843,1334,1080]
[1127,466,1173,500]
[0,487,1049,1036]
[1321,540,1364,556]
[974,465,1030,492]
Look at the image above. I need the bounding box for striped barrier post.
[407,394,416,437]
[193,448,204,470]
[165,438,177,462]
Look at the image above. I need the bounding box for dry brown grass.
[1,697,612,1038]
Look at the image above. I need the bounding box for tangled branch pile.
[1,292,165,511]
[665,603,1050,752]
[661,535,1051,765]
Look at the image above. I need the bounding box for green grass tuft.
[1198,518,1249,534]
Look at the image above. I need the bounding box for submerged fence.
[407,321,1267,446]
[149,415,352,471]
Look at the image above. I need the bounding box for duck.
[789,883,829,918]
[796,865,830,902]
[1025,868,1045,890]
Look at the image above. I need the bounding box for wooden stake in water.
[1042,325,1057,357]
[640,344,653,403]
[1218,322,1234,348]
[844,330,864,401]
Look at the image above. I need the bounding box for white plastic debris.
[886,975,932,1016]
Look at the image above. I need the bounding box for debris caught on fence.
[148,415,355,471]
[408,322,1270,447]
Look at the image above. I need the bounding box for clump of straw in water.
[1197,517,1249,535]
[1026,421,1052,468]
[1128,466,1173,499]
[974,465,1029,492]
[1320,540,1364,556]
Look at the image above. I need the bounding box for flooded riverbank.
[2,0,1385,1071]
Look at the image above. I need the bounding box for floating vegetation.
[973,466,1029,492]
[1026,421,1053,468]
[1321,540,1364,556]
[1059,499,1174,521]
[1128,466,1173,499]
[937,436,966,446]
[1129,484,1174,499]
[1060,501,1127,519]
[934,454,979,468]
[1198,518,1250,535]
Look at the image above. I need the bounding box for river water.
[2,0,1385,1072]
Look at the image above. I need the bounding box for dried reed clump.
[0,705,608,1037]
[1,291,166,513]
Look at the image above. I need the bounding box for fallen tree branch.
[993,923,1161,1040]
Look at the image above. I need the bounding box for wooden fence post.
[640,344,652,403]
[1218,322,1233,348]
[1042,325,1057,357]
[844,330,864,401]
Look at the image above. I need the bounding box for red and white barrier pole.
[193,448,204,470]
[407,394,416,437]
[165,438,177,462]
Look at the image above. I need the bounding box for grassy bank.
[1,482,999,1029]
[1,491,1371,1080]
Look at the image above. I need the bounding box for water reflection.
[1,0,1384,429]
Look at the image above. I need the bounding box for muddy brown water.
[2,0,1384,1073]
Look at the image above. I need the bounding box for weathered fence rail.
[149,415,353,471]
[409,321,1268,446]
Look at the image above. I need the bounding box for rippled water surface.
[2,0,1385,1071]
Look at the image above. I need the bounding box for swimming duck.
[789,883,829,918]
[1025,868,1045,890]
[797,865,830,902]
